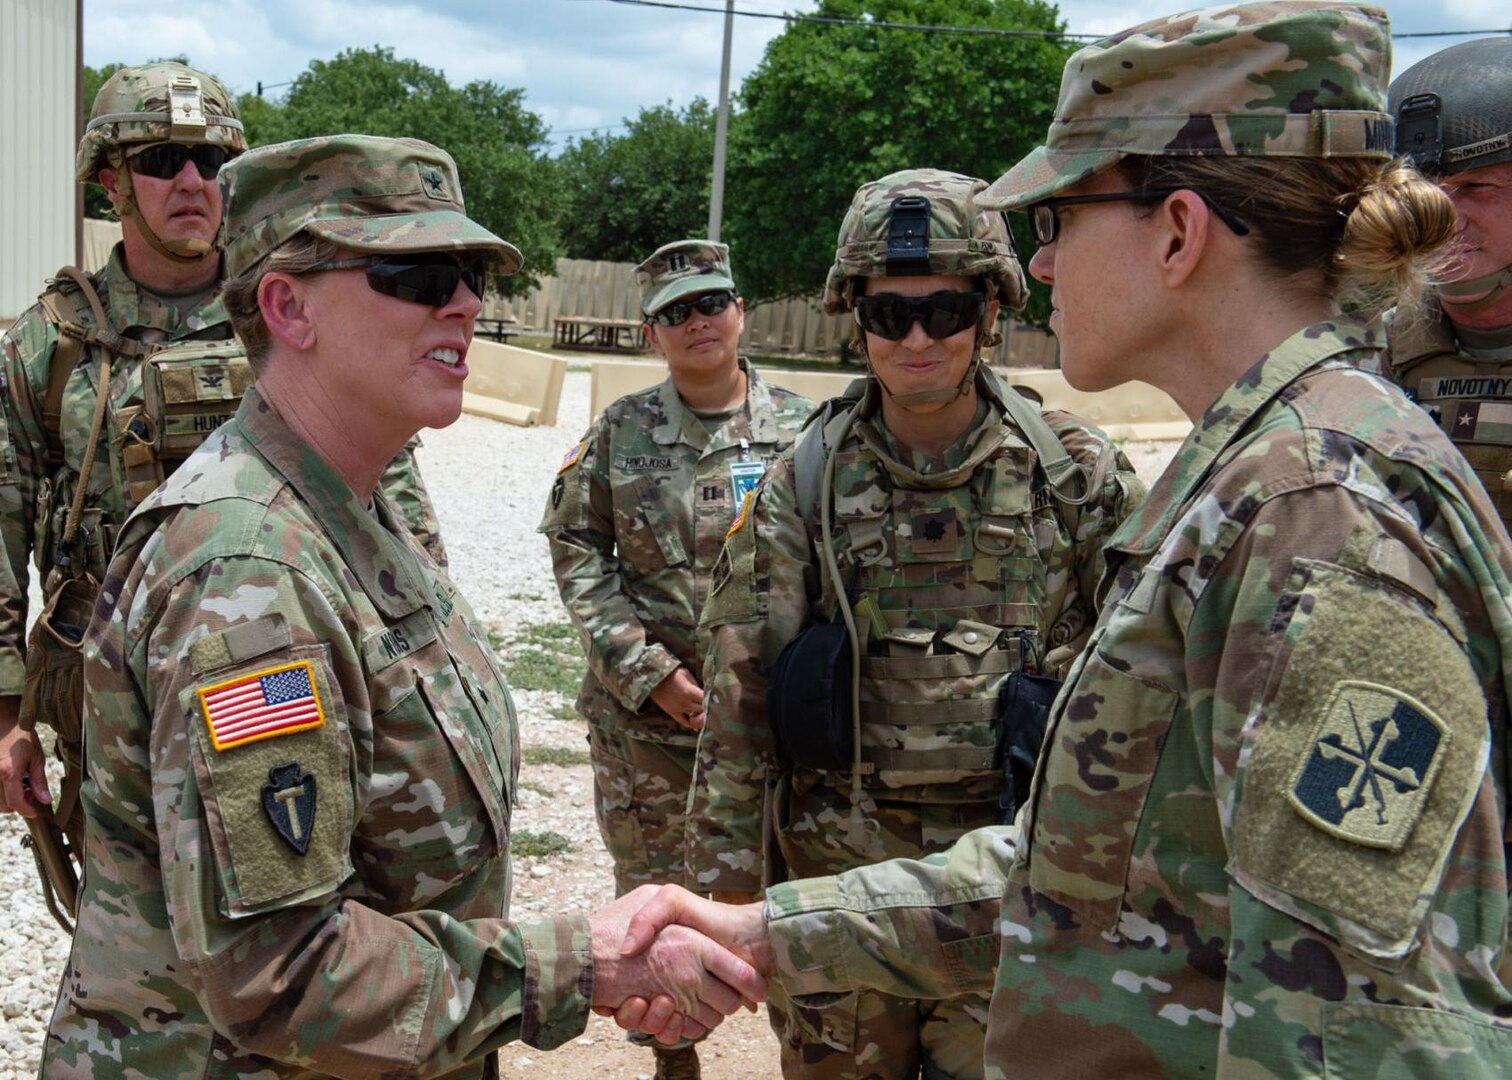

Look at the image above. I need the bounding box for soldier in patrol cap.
[0,63,447,925]
[40,134,767,1078]
[620,4,1512,1076]
[684,170,1142,1079]
[540,238,811,1079]
[1386,37,1512,531]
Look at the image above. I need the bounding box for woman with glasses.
[39,136,767,1079]
[683,169,1142,1079]
[540,238,811,1080]
[621,3,1512,1076]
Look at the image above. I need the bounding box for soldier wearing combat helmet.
[619,4,1512,1077]
[684,169,1142,1079]
[0,62,446,929]
[1386,37,1512,530]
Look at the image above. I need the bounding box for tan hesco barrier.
[590,359,1190,442]
[461,340,567,427]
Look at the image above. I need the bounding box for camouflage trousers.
[587,725,695,896]
[770,772,1000,1080]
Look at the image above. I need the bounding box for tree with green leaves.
[725,0,1072,324]
[239,47,561,293]
[555,99,716,263]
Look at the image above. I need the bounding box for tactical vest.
[1389,306,1512,532]
[21,267,248,931]
[796,374,1087,804]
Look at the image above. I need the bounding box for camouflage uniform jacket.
[1385,298,1512,530]
[763,318,1512,1077]
[539,360,811,745]
[688,381,1142,893]
[0,246,446,697]
[43,388,591,1079]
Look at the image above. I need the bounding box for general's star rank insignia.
[1287,681,1449,851]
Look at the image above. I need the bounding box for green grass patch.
[520,780,554,798]
[522,744,591,768]
[494,620,586,695]
[508,591,544,603]
[549,702,580,722]
[511,830,574,858]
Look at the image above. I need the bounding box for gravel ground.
[0,366,1178,1079]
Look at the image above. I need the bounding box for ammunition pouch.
[119,340,251,507]
[767,621,853,772]
[995,669,1061,825]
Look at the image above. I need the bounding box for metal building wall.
[0,0,79,323]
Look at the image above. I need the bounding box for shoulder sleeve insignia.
[728,489,755,537]
[198,660,327,752]
[261,762,317,855]
[1287,680,1448,852]
[558,440,587,474]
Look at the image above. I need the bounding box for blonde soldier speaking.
[0,64,446,925]
[540,240,811,1080]
[685,171,1142,1080]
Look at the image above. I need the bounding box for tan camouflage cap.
[982,1,1395,211]
[634,240,737,316]
[219,134,522,278]
[77,61,246,183]
[823,168,1028,315]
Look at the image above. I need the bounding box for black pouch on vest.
[767,621,853,771]
[995,670,1062,825]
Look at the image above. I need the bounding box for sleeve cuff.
[764,879,856,997]
[619,646,680,713]
[517,914,594,1050]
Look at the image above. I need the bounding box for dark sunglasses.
[304,252,489,307]
[651,291,736,327]
[1027,188,1250,246]
[128,143,230,181]
[853,288,987,341]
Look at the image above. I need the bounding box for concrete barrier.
[461,340,567,428]
[589,359,1190,442]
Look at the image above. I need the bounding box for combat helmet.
[77,61,246,263]
[824,169,1028,407]
[1391,38,1512,311]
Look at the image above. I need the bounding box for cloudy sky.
[83,0,1510,151]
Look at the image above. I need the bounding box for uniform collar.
[236,386,434,619]
[1108,315,1386,557]
[96,243,231,339]
[651,357,775,452]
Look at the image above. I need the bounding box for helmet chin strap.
[866,310,991,410]
[1439,262,1512,313]
[112,157,215,264]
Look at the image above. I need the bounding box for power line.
[600,0,1509,42]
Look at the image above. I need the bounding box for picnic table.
[476,317,522,344]
[552,315,648,353]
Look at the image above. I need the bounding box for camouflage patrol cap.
[823,169,1028,315]
[1390,37,1512,177]
[634,240,737,316]
[219,134,522,279]
[982,2,1396,211]
[77,61,245,184]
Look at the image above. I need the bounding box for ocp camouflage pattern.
[764,317,1512,1077]
[76,60,245,183]
[0,248,449,698]
[982,2,1397,209]
[823,169,1027,315]
[42,389,592,1078]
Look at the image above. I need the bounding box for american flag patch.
[557,440,586,473]
[198,660,326,752]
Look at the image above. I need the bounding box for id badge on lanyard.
[729,459,765,515]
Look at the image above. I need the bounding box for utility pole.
[707,0,734,242]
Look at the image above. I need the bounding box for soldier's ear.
[644,321,668,359]
[258,273,318,353]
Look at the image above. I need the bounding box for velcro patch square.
[198,660,327,752]
[1287,681,1448,852]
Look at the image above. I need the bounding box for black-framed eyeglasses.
[128,143,230,181]
[303,252,489,307]
[853,288,987,342]
[650,291,736,327]
[1026,189,1250,246]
